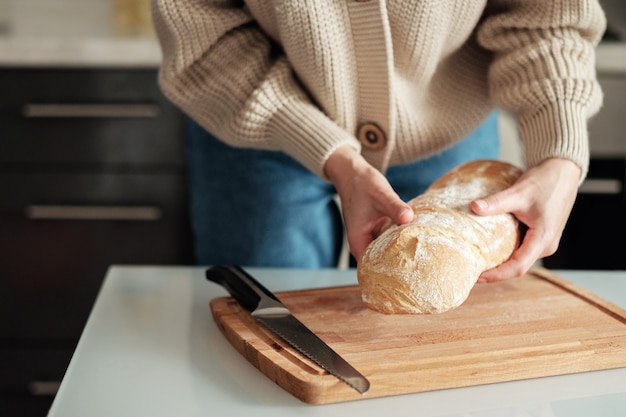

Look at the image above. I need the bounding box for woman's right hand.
[324,145,414,262]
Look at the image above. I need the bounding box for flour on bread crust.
[356,160,523,314]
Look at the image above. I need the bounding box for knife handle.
[205,265,281,312]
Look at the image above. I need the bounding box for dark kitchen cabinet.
[542,157,626,269]
[0,68,193,416]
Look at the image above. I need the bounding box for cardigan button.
[357,122,387,150]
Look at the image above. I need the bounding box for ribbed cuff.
[268,99,361,180]
[518,101,590,182]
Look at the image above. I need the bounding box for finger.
[477,257,530,283]
[477,228,545,283]
[471,187,525,217]
[394,203,414,224]
[349,232,372,263]
[353,208,410,261]
[352,207,412,262]
[375,193,413,226]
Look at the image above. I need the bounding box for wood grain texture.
[209,268,626,404]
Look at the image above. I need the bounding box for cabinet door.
[0,68,186,167]
[0,171,193,341]
[0,347,72,417]
[0,67,192,417]
[542,158,626,269]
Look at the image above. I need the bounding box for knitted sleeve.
[477,0,607,179]
[150,0,358,178]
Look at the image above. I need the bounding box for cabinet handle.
[25,205,162,221]
[28,380,61,397]
[22,103,160,118]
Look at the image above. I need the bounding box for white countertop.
[0,36,162,68]
[1,35,625,71]
[48,266,626,417]
[0,0,625,70]
[0,0,161,68]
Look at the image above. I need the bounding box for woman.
[151,1,606,282]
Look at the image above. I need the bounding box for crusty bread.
[356,159,523,314]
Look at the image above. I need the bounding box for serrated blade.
[205,264,369,395]
[254,313,370,394]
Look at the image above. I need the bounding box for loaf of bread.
[356,159,523,314]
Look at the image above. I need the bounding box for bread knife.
[206,264,370,394]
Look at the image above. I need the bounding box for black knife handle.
[205,265,281,312]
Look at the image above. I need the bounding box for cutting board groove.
[209,268,626,404]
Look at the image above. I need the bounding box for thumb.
[389,200,414,225]
[372,183,414,225]
[471,189,517,216]
[371,198,413,239]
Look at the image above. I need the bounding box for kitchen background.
[0,1,625,416]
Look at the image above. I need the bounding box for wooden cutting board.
[209,268,626,404]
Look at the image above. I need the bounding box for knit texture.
[151,0,606,180]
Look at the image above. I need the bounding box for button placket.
[347,0,394,171]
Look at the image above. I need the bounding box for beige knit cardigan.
[152,0,606,180]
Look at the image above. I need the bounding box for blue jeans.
[186,113,500,268]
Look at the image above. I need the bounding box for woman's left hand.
[471,158,581,282]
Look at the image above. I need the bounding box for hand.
[324,145,414,262]
[471,158,581,282]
